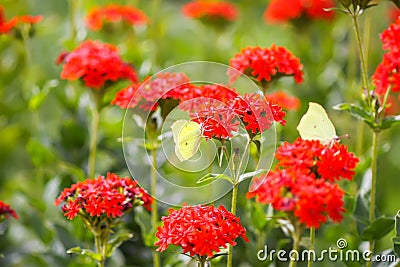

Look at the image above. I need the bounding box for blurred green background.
[0,0,399,266]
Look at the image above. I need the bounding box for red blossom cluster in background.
[0,200,18,221]
[266,90,300,111]
[264,0,335,23]
[182,0,238,22]
[372,18,400,115]
[228,45,304,86]
[155,205,248,258]
[0,5,42,34]
[54,172,152,220]
[247,138,359,228]
[85,4,148,31]
[57,40,137,89]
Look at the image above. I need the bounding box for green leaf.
[333,103,375,129]
[249,201,269,231]
[67,246,101,261]
[196,173,233,184]
[238,169,268,183]
[106,230,133,258]
[381,115,400,130]
[134,207,159,248]
[353,194,370,236]
[26,139,57,167]
[361,216,395,241]
[392,210,400,258]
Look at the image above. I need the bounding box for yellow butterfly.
[171,119,203,162]
[296,102,337,145]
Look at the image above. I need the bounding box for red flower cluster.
[247,138,359,228]
[389,7,400,22]
[266,90,300,111]
[185,88,286,139]
[155,205,248,257]
[0,6,42,34]
[372,18,400,114]
[264,0,335,23]
[112,72,193,110]
[58,40,137,89]
[0,200,18,220]
[86,4,147,31]
[54,172,152,220]
[228,45,304,86]
[182,0,238,22]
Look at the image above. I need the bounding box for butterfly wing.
[296,102,337,144]
[171,120,202,161]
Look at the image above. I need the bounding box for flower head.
[182,0,238,23]
[155,205,248,258]
[373,18,400,108]
[0,6,42,34]
[58,40,137,89]
[86,4,147,31]
[0,201,18,221]
[228,45,304,87]
[266,90,300,111]
[54,172,152,220]
[247,138,358,228]
[264,0,335,23]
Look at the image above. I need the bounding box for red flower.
[264,0,335,23]
[54,172,153,220]
[389,7,400,22]
[228,45,304,86]
[380,17,400,52]
[0,200,18,220]
[155,205,248,258]
[247,138,358,228]
[112,72,193,110]
[58,40,137,89]
[18,15,43,24]
[373,18,400,100]
[266,90,300,111]
[86,4,147,31]
[182,0,238,22]
[0,6,42,34]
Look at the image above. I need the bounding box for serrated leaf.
[106,230,133,258]
[67,246,101,261]
[361,216,395,241]
[196,173,233,184]
[238,169,268,183]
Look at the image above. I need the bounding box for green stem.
[289,232,300,267]
[227,183,238,267]
[150,0,162,69]
[366,130,379,267]
[68,0,78,41]
[94,233,106,267]
[308,227,315,267]
[351,13,369,92]
[88,92,100,178]
[150,148,161,267]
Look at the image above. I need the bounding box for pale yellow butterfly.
[296,102,337,144]
[171,119,202,162]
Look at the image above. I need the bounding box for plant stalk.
[151,147,161,267]
[308,227,315,267]
[68,0,78,41]
[366,130,379,267]
[351,13,369,92]
[88,91,101,178]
